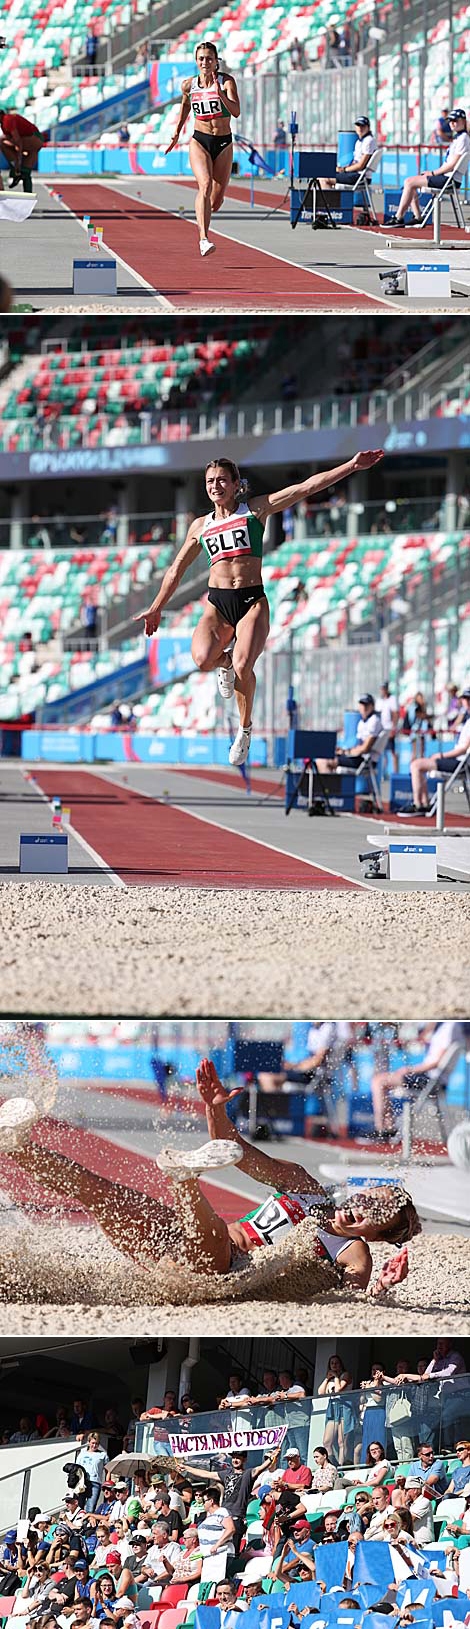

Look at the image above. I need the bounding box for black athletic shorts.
[433,755,461,773]
[425,172,461,189]
[333,168,365,185]
[336,750,364,770]
[207,583,267,630]
[193,131,233,162]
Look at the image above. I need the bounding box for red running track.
[0,1106,247,1225]
[34,769,357,888]
[56,183,381,309]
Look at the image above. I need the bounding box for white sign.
[168,1424,287,1457]
[20,834,68,874]
[406,263,451,299]
[73,258,117,295]
[389,841,437,882]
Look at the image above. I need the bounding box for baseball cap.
[358,693,375,706]
[286,1447,300,1457]
[74,1561,89,1572]
[106,1550,122,1564]
[355,116,370,126]
[126,1499,142,1519]
[5,1529,17,1543]
[130,1534,148,1546]
[460,688,470,699]
[449,108,466,118]
[65,1494,78,1503]
[113,1480,128,1491]
[293,1520,311,1534]
[405,1475,423,1487]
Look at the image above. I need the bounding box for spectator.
[365,1486,391,1539]
[70,1401,94,1436]
[124,1400,145,1451]
[215,1580,248,1623]
[310,1447,338,1493]
[446,1440,470,1495]
[189,1449,276,1551]
[218,1375,251,1409]
[336,1490,374,1539]
[406,1444,449,1498]
[140,1392,177,1421]
[77,1433,109,1513]
[196,1488,235,1558]
[402,1478,435,1545]
[318,1356,358,1466]
[158,1525,202,1585]
[118,125,130,148]
[274,121,287,148]
[272,1520,315,1581]
[289,36,305,68]
[10,1416,40,1444]
[85,27,98,75]
[318,694,382,776]
[430,109,452,145]
[274,1446,313,1490]
[360,1366,387,1459]
[405,689,470,812]
[349,1441,391,1488]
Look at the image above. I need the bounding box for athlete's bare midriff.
[207,559,264,590]
[192,116,232,137]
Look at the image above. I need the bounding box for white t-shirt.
[307,1021,353,1060]
[197,1508,235,1556]
[352,133,378,165]
[421,1021,463,1080]
[408,1494,435,1544]
[357,712,382,746]
[445,130,470,175]
[380,695,398,730]
[224,1389,250,1404]
[456,716,470,753]
[145,1541,181,1575]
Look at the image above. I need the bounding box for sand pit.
[1,883,469,1014]
[0,1208,468,1335]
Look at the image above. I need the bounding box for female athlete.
[140,449,384,767]
[0,1060,419,1298]
[165,42,240,256]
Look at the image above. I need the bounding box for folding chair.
[338,729,390,814]
[401,1039,462,1145]
[336,148,383,224]
[425,741,470,819]
[418,160,466,230]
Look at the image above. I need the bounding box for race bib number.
[192,93,224,117]
[204,517,251,561]
[244,1193,313,1247]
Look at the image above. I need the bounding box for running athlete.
[0,109,45,191]
[139,449,384,767]
[0,1061,419,1299]
[165,42,240,257]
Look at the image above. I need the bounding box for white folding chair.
[339,728,390,813]
[418,159,467,229]
[426,740,470,818]
[337,148,383,223]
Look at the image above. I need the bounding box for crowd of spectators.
[0,1357,469,1629]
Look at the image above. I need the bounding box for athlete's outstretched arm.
[196,1057,326,1195]
[253,449,384,518]
[136,524,202,636]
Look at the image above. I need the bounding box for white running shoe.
[229,724,252,766]
[200,238,215,257]
[156,1139,243,1183]
[0,1095,39,1153]
[217,659,235,699]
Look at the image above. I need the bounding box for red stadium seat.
[159,1587,190,1608]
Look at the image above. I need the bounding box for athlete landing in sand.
[139,449,384,767]
[0,1059,419,1298]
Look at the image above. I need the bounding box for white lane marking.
[42,183,174,310]
[21,765,126,887]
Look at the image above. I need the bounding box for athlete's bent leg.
[189,138,214,242]
[191,605,234,673]
[210,143,233,215]
[168,1176,232,1272]
[232,597,270,729]
[8,1144,182,1265]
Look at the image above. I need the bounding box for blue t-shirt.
[450,1464,470,1492]
[408,1458,449,1496]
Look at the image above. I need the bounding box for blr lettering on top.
[205,519,252,560]
[190,81,230,120]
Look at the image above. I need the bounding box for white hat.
[286,1447,301,1457]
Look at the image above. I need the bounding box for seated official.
[389,108,470,224]
[317,693,382,773]
[320,115,378,189]
[405,686,470,813]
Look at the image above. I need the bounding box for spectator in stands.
[272,1520,315,1581]
[365,1486,391,1539]
[430,109,452,146]
[197,1487,236,1558]
[380,682,399,774]
[406,1444,450,1498]
[359,1366,387,1459]
[124,1400,145,1451]
[77,1434,109,1514]
[310,1447,338,1492]
[10,1415,40,1443]
[215,1580,248,1622]
[118,126,130,148]
[404,689,470,812]
[337,23,354,65]
[402,1478,435,1545]
[445,1441,470,1495]
[289,37,306,69]
[402,693,433,756]
[389,110,470,225]
[318,1356,358,1466]
[141,1393,178,1422]
[349,1441,391,1488]
[336,1490,374,1539]
[134,41,149,68]
[219,1374,251,1408]
[273,1446,313,1491]
[446,684,462,729]
[71,1401,94,1435]
[371,1020,465,1138]
[326,25,341,65]
[187,1447,278,1549]
[85,26,98,75]
[159,1525,203,1585]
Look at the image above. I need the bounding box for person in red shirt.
[276,1446,313,1490]
[0,109,45,191]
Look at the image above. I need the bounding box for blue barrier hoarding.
[21,730,268,766]
[39,145,254,178]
